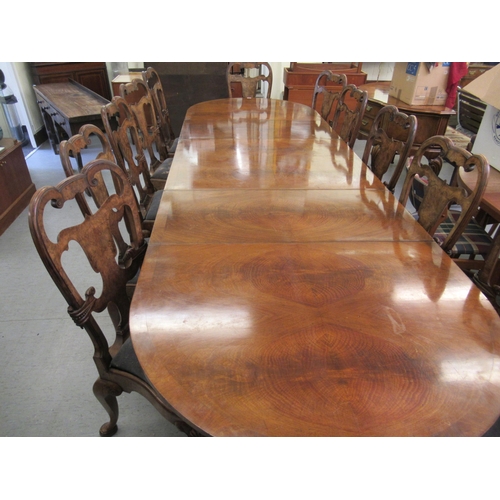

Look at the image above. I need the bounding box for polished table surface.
[130,98,500,436]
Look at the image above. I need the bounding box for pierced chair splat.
[311,70,347,124]
[331,83,368,149]
[59,124,121,216]
[142,66,178,156]
[227,62,273,99]
[399,135,492,271]
[362,105,417,192]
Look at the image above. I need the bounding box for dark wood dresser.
[0,138,36,236]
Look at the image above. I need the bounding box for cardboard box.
[389,62,450,106]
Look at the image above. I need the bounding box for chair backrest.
[331,84,368,148]
[142,66,176,151]
[59,124,120,216]
[227,62,273,99]
[119,78,169,167]
[361,105,417,192]
[28,159,147,376]
[101,96,156,219]
[399,135,490,253]
[311,70,347,123]
[457,86,487,135]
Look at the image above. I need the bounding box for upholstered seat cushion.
[409,174,426,213]
[151,157,172,182]
[144,190,163,224]
[110,337,148,382]
[434,213,493,256]
[168,137,179,154]
[483,414,500,436]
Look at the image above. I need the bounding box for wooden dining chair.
[59,124,123,216]
[226,62,273,99]
[142,66,178,157]
[311,70,347,124]
[362,105,417,193]
[399,135,492,271]
[101,96,163,234]
[331,83,368,148]
[28,159,200,437]
[119,78,172,181]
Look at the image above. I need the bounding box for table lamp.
[463,63,500,171]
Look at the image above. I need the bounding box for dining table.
[130,97,500,437]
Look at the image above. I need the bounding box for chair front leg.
[93,378,123,437]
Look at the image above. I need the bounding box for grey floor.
[0,137,447,438]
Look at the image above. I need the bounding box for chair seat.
[483,414,500,436]
[110,337,147,381]
[434,213,493,256]
[151,158,172,181]
[145,189,163,223]
[168,137,179,154]
[408,174,426,213]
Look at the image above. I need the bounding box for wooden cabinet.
[283,63,367,115]
[0,138,36,236]
[31,63,111,100]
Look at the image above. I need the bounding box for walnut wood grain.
[167,99,380,191]
[132,241,500,436]
[130,98,500,436]
[149,189,433,245]
[166,137,380,190]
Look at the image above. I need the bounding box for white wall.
[362,62,395,81]
[269,62,290,99]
